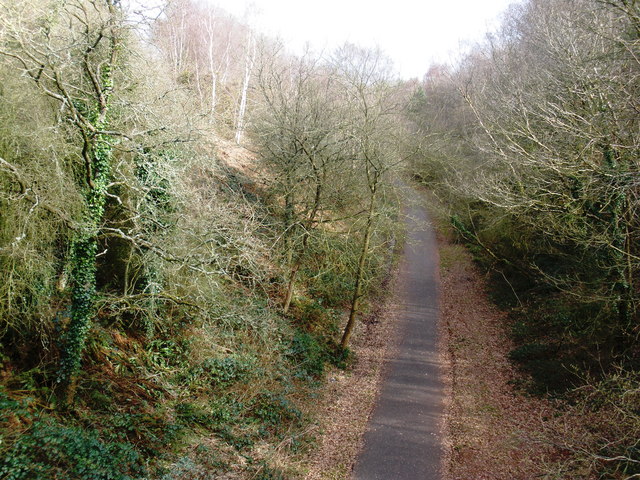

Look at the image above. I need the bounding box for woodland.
[410,0,640,477]
[0,0,638,479]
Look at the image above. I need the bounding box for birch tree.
[235,30,256,144]
[152,0,252,131]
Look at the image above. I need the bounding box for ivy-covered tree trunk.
[0,3,123,402]
[59,125,114,401]
[56,3,121,404]
[602,144,634,332]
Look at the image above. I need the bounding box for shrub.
[106,411,182,455]
[0,420,144,480]
[175,402,213,428]
[183,355,255,389]
[251,392,301,429]
[289,332,327,378]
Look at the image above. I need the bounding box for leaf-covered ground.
[301,268,402,479]
[438,232,559,479]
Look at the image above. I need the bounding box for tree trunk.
[283,264,299,314]
[341,187,377,348]
[283,178,322,313]
[235,31,255,144]
[58,1,120,405]
[205,13,218,121]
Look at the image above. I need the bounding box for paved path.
[352,193,444,480]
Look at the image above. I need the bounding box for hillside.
[1,0,639,479]
[0,1,405,478]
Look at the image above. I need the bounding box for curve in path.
[352,192,443,480]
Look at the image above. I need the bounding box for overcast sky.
[208,0,520,79]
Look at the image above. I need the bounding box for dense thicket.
[0,1,406,478]
[409,0,639,476]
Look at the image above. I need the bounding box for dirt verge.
[301,267,403,480]
[437,228,557,479]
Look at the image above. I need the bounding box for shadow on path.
[352,190,444,480]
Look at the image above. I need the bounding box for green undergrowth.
[419,184,640,477]
[0,278,357,479]
[0,291,345,479]
[445,210,637,392]
[445,206,640,478]
[0,175,398,480]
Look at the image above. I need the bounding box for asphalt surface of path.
[352,193,443,480]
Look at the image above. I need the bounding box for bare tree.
[251,46,352,313]
[152,0,253,132]
[235,29,256,143]
[466,0,638,325]
[332,44,404,348]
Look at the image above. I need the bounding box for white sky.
[208,0,520,79]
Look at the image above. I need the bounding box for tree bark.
[341,186,377,348]
[235,31,255,144]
